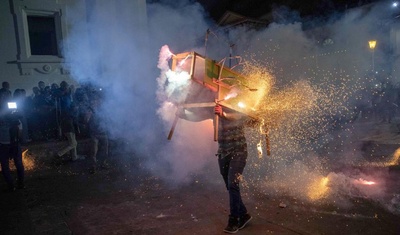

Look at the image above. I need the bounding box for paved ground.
[1,124,400,235]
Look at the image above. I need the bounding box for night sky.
[196,0,381,21]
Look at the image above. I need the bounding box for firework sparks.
[361,147,400,168]
[386,148,400,166]
[158,45,387,203]
[8,149,35,171]
[307,176,330,201]
[22,149,35,170]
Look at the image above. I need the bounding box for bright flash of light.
[178,55,191,67]
[165,70,190,84]
[223,92,238,101]
[257,140,263,158]
[217,88,239,103]
[354,178,376,185]
[161,69,191,103]
[307,176,330,201]
[238,102,246,109]
[393,2,398,7]
[368,40,377,49]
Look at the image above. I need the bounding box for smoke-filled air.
[63,0,399,213]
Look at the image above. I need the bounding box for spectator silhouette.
[0,82,12,113]
[38,81,45,94]
[54,102,85,162]
[12,89,29,143]
[86,95,109,174]
[0,108,24,191]
[33,86,55,140]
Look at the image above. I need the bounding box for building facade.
[0,0,147,94]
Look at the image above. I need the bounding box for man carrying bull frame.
[214,104,252,233]
[178,104,253,233]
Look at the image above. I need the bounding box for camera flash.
[8,102,17,109]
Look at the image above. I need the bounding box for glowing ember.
[22,149,35,170]
[257,140,263,158]
[308,176,330,201]
[364,148,400,168]
[8,149,35,171]
[385,148,400,166]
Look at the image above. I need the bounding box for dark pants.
[0,144,23,189]
[218,146,248,217]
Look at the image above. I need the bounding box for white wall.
[0,0,148,95]
[0,0,78,95]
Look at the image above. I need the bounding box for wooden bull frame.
[167,51,270,155]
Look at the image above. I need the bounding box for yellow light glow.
[386,147,400,166]
[9,149,35,171]
[308,177,330,201]
[368,40,377,49]
[238,102,246,108]
[22,149,35,170]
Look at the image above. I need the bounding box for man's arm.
[214,104,246,121]
[215,104,260,126]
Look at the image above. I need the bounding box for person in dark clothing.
[178,104,253,233]
[53,81,73,139]
[38,81,45,94]
[12,89,29,143]
[55,81,72,113]
[54,103,85,162]
[0,81,12,112]
[214,104,252,233]
[41,86,58,139]
[0,110,24,192]
[85,97,108,174]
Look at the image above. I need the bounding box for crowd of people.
[0,80,109,191]
[350,81,400,124]
[0,80,104,142]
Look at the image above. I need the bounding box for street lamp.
[368,40,377,71]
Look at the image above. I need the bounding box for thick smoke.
[63,0,399,211]
[63,0,218,184]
